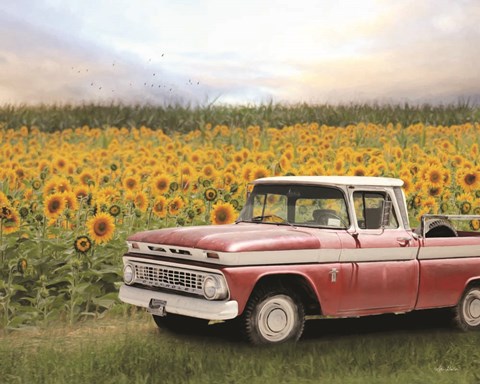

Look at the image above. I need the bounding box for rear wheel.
[455,286,480,331]
[242,286,305,345]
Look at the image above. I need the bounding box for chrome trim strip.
[418,245,480,260]
[126,245,338,265]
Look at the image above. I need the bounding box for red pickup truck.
[119,176,480,344]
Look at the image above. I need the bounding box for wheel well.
[464,279,480,292]
[456,279,480,304]
[251,274,321,315]
[415,219,457,238]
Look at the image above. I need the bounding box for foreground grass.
[1,310,480,384]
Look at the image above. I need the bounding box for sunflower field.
[1,104,480,329]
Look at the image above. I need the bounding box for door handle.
[396,237,412,246]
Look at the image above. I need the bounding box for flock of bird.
[70,54,202,100]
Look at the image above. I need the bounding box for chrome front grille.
[132,262,207,296]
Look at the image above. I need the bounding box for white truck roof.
[253,176,404,187]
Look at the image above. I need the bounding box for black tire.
[454,286,480,331]
[242,285,305,345]
[152,313,208,334]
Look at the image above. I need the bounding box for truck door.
[336,190,419,315]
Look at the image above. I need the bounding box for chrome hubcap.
[267,308,287,332]
[468,298,480,318]
[257,295,296,342]
[464,290,480,326]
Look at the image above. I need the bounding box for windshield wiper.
[236,215,295,227]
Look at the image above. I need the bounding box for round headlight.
[124,264,135,285]
[203,275,227,301]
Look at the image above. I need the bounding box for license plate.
[147,299,167,316]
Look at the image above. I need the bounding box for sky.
[0,0,479,106]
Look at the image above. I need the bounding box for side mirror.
[381,200,393,228]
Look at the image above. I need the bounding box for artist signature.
[435,366,459,372]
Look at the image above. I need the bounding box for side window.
[294,197,349,228]
[353,191,398,229]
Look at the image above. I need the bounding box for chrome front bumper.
[119,284,239,320]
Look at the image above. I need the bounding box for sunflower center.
[430,172,441,183]
[465,174,476,185]
[50,200,60,211]
[217,211,227,221]
[94,221,107,234]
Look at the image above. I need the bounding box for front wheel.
[455,286,480,331]
[242,286,305,345]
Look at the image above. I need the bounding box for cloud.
[0,2,210,105]
[0,0,479,105]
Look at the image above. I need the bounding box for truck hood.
[127,223,321,253]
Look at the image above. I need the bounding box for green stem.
[0,219,3,264]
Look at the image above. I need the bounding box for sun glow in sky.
[0,0,479,105]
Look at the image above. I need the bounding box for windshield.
[237,184,350,228]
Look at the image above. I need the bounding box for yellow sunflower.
[232,152,244,164]
[123,176,140,191]
[86,213,115,244]
[423,184,443,198]
[108,204,122,217]
[74,235,92,253]
[74,186,90,202]
[241,163,255,182]
[456,168,480,192]
[134,191,148,212]
[17,258,28,274]
[52,156,68,173]
[334,159,345,174]
[423,165,445,187]
[78,170,95,187]
[152,197,168,218]
[44,193,66,219]
[55,177,71,193]
[180,163,195,178]
[62,191,79,211]
[204,187,218,202]
[223,172,236,186]
[1,206,20,234]
[0,192,9,206]
[151,174,171,195]
[180,175,192,192]
[202,164,217,179]
[43,179,58,196]
[252,165,270,180]
[470,220,480,231]
[210,202,236,225]
[349,165,368,177]
[192,198,206,215]
[167,196,184,216]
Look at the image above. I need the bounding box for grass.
[1,102,479,133]
[1,309,480,384]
